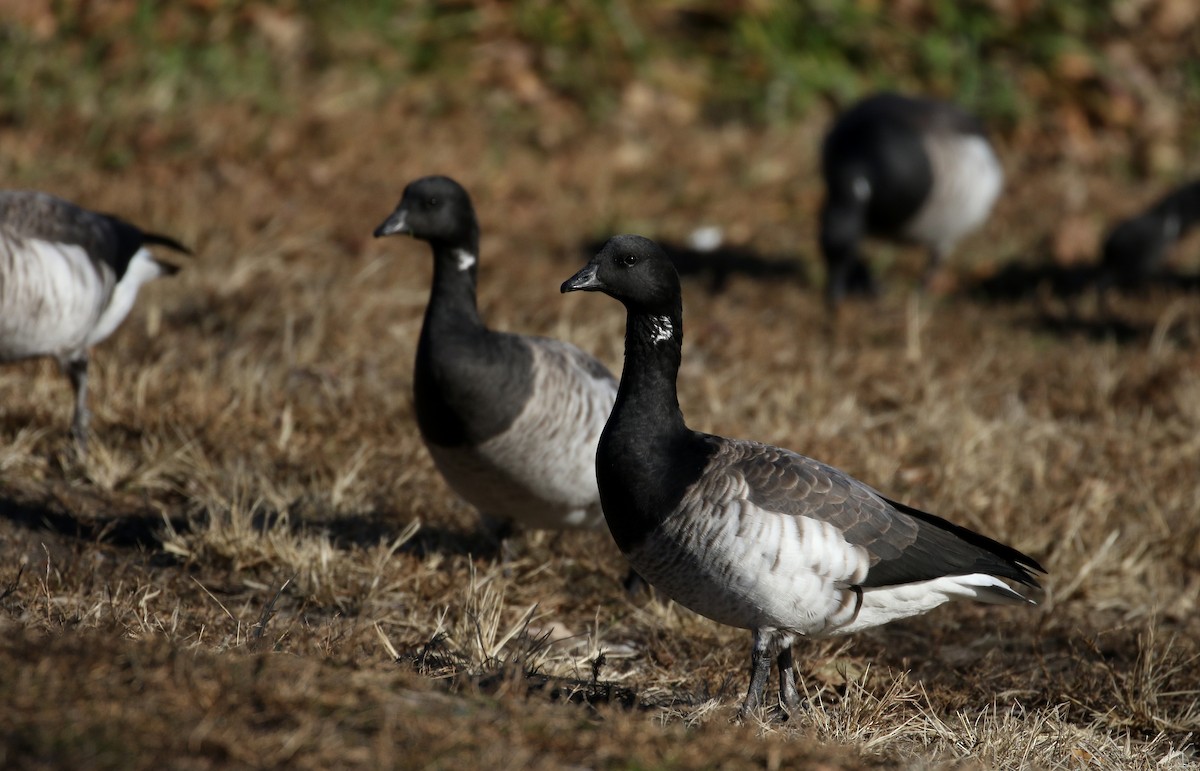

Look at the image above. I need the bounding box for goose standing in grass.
[1099,178,1200,299]
[562,235,1043,717]
[820,92,1004,310]
[373,176,619,551]
[0,191,189,452]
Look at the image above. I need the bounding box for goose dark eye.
[427,197,440,207]
[619,253,638,268]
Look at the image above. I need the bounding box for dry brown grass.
[2,71,1200,769]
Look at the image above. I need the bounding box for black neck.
[413,230,538,448]
[598,300,715,551]
[423,235,485,337]
[611,307,688,438]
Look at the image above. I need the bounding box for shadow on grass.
[969,260,1200,304]
[966,259,1200,343]
[1016,312,1148,344]
[0,479,188,560]
[968,263,1095,303]
[258,504,501,561]
[0,479,495,567]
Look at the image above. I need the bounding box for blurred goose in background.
[1098,178,1200,301]
[562,235,1043,717]
[0,190,189,452]
[373,175,619,553]
[820,92,1004,310]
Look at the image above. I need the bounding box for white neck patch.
[454,249,477,271]
[649,315,673,344]
[852,175,872,202]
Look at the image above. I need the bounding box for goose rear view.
[820,92,1004,309]
[0,191,190,452]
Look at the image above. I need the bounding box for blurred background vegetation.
[1,0,1196,175]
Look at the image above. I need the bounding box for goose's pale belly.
[0,237,113,361]
[624,497,872,636]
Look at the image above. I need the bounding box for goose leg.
[479,514,518,568]
[480,514,513,545]
[922,243,948,292]
[64,356,90,454]
[825,259,851,312]
[777,643,801,713]
[1095,272,1116,321]
[737,629,772,718]
[846,255,878,298]
[621,567,648,597]
[826,255,877,313]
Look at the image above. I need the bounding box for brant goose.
[373,176,618,546]
[0,191,189,451]
[1099,178,1200,294]
[562,235,1043,717]
[820,92,1003,309]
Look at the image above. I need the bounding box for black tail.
[142,231,193,256]
[151,258,183,276]
[883,496,1046,588]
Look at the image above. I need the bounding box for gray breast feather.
[621,436,1037,634]
[0,192,114,263]
[0,190,187,278]
[718,438,918,564]
[538,335,618,387]
[426,336,617,530]
[630,461,872,634]
[708,437,1038,588]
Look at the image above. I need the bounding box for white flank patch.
[904,134,1003,252]
[649,315,673,344]
[832,573,1027,636]
[454,249,477,271]
[86,248,167,347]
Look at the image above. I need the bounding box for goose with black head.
[1099,179,1200,298]
[821,92,1003,309]
[562,234,1043,717]
[374,176,619,552]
